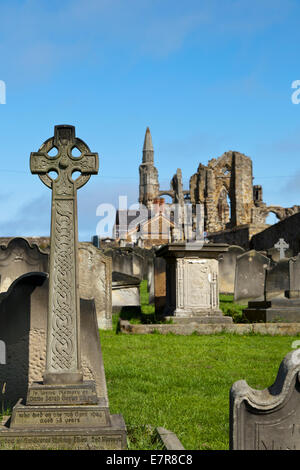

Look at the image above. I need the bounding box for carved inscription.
[256,422,300,450]
[27,387,98,405]
[0,434,123,450]
[12,408,108,428]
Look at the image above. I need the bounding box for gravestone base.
[0,414,126,450]
[164,314,233,324]
[0,381,127,450]
[243,298,300,323]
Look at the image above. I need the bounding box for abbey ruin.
[133,127,300,248]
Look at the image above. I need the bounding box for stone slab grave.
[230,349,300,450]
[218,245,245,295]
[156,242,232,324]
[78,242,112,330]
[234,250,270,304]
[0,125,126,449]
[111,271,140,313]
[243,253,300,323]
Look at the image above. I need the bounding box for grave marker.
[274,238,289,260]
[0,125,126,449]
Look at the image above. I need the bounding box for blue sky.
[0,0,300,239]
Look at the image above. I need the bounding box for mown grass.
[219,294,247,323]
[100,328,300,450]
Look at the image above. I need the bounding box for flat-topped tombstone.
[230,350,300,450]
[265,259,290,300]
[78,243,112,330]
[218,245,245,294]
[0,238,48,293]
[234,250,270,304]
[0,125,126,450]
[156,242,232,323]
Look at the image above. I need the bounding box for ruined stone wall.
[190,151,255,233]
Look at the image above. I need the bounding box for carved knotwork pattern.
[50,200,76,371]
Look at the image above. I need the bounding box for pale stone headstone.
[0,125,126,450]
[230,350,300,450]
[234,250,270,304]
[78,243,112,330]
[218,245,245,294]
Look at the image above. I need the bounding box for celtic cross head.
[30,125,99,197]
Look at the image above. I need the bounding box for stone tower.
[139,127,159,208]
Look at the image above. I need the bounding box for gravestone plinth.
[230,350,300,450]
[156,242,232,323]
[0,125,127,449]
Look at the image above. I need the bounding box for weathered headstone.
[288,254,300,298]
[243,254,300,322]
[230,350,300,450]
[0,125,126,449]
[218,245,245,294]
[0,237,48,293]
[234,250,270,304]
[78,242,112,330]
[156,242,232,323]
[0,273,110,409]
[265,259,290,300]
[274,238,289,260]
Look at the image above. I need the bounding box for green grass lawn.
[100,326,300,450]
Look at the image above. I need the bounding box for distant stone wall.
[250,212,300,256]
[208,226,251,250]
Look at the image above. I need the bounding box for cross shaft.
[30,125,99,385]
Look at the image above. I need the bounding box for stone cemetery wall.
[234,250,270,304]
[218,245,245,294]
[251,212,300,256]
[0,273,108,407]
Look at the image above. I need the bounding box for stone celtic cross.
[30,125,99,385]
[274,238,289,259]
